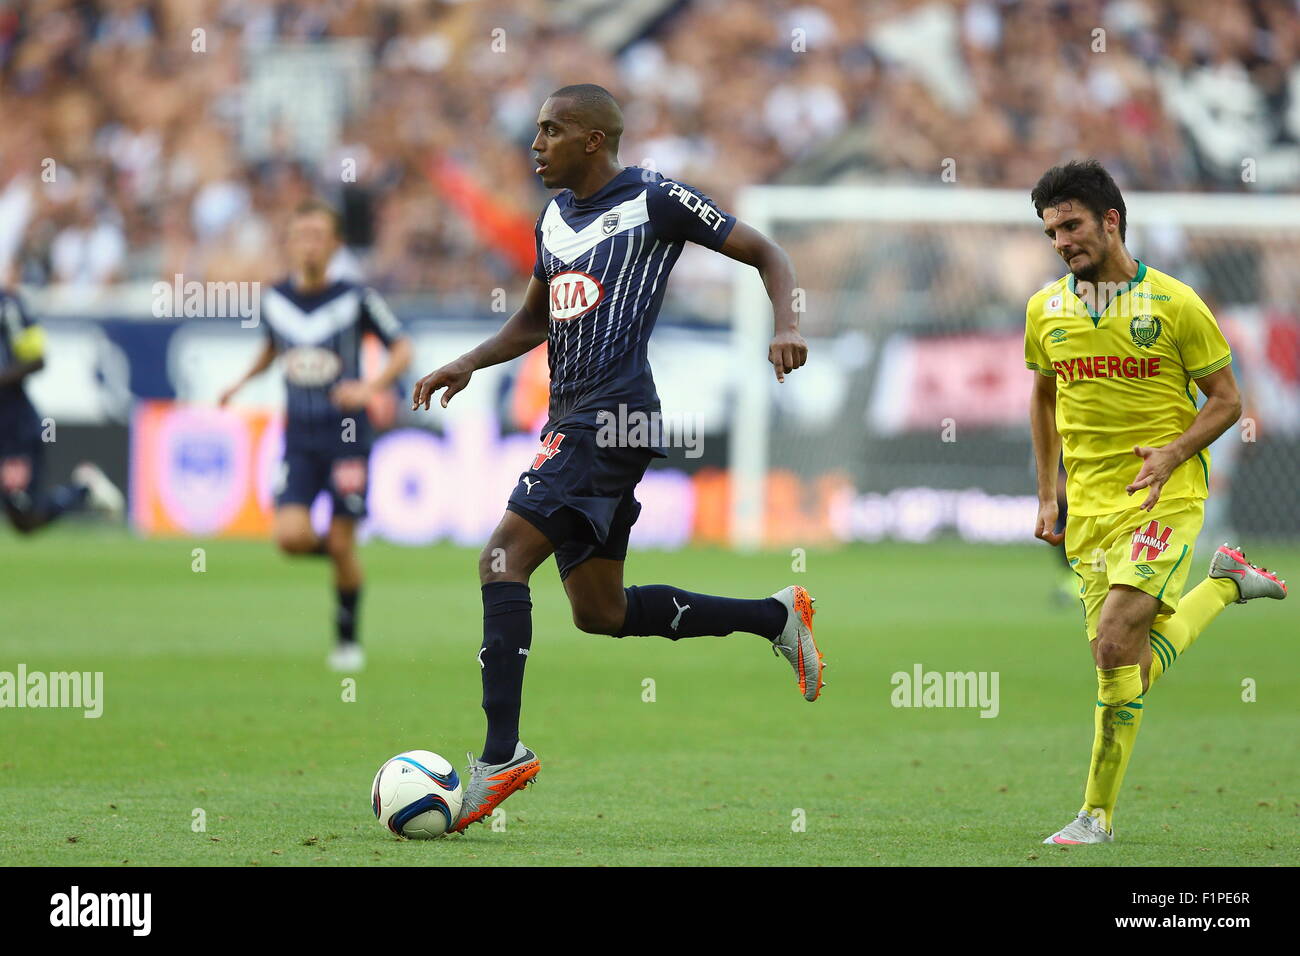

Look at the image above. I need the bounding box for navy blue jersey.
[532,166,736,427]
[262,279,403,451]
[0,290,42,442]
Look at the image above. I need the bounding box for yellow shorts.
[1065,497,1205,642]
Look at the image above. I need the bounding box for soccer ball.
[371,750,463,839]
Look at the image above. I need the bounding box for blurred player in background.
[220,201,412,672]
[1026,161,1288,845]
[412,85,824,832]
[0,288,122,533]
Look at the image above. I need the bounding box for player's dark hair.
[549,83,623,153]
[1031,160,1127,242]
[292,198,343,237]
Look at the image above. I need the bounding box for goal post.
[729,185,1300,551]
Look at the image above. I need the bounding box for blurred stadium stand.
[5,0,1300,310]
[3,0,1299,545]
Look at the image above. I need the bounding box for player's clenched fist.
[769,328,808,383]
[411,359,474,410]
[1034,500,1064,546]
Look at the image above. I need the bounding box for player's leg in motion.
[1050,547,1287,845]
[324,516,363,671]
[274,510,367,670]
[1144,545,1286,689]
[451,511,553,833]
[2,449,120,534]
[1065,584,1159,845]
[273,506,328,554]
[272,449,367,669]
[564,559,826,701]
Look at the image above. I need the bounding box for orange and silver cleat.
[770,585,825,702]
[450,742,541,833]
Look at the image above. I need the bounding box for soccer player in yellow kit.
[1025,161,1288,845]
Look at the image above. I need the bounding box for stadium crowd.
[1,0,1298,299]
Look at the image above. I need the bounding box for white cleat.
[72,462,124,519]
[770,585,824,702]
[328,643,364,672]
[1208,544,1288,603]
[1043,810,1113,845]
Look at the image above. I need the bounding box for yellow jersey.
[1024,261,1232,516]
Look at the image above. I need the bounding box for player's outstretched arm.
[1126,364,1242,511]
[1029,369,1065,546]
[331,336,413,409]
[219,339,276,406]
[719,221,806,382]
[411,276,550,411]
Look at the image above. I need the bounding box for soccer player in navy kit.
[0,288,123,533]
[411,85,824,831]
[221,201,412,671]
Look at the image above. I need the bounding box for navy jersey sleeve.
[358,287,404,346]
[532,212,547,281]
[646,179,737,250]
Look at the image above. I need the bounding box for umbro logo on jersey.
[549,271,604,321]
[1049,328,1068,343]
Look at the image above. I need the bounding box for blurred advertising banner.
[131,403,281,537]
[128,401,860,548]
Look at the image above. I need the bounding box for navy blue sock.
[6,484,88,532]
[47,483,89,518]
[618,585,786,640]
[336,588,360,644]
[480,582,532,765]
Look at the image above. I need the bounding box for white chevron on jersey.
[262,287,362,346]
[540,190,650,263]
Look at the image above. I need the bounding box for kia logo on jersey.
[549,271,604,321]
[282,346,342,387]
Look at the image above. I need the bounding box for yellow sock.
[1148,578,1236,686]
[1082,696,1144,832]
[1082,665,1144,831]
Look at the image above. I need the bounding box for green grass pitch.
[1,528,1296,866]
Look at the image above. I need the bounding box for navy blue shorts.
[506,424,656,580]
[275,447,369,520]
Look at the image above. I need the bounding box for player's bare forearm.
[720,220,806,381]
[220,340,276,404]
[411,277,549,410]
[1126,364,1241,510]
[1029,371,1065,545]
[0,358,43,389]
[463,308,548,372]
[1029,373,1061,501]
[369,337,412,390]
[1165,369,1242,466]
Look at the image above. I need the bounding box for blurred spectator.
[0,0,1296,303]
